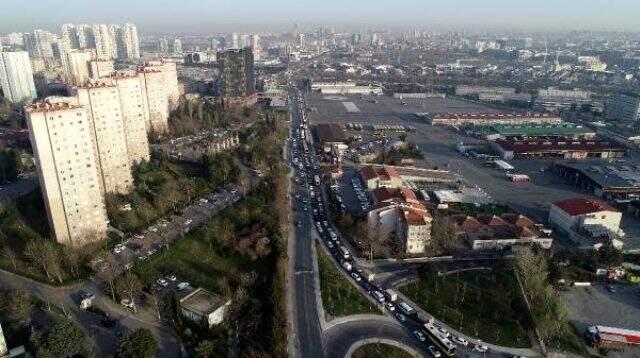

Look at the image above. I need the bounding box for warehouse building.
[554,163,640,200]
[465,123,596,141]
[493,139,626,160]
[428,112,561,127]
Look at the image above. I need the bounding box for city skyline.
[1,0,639,34]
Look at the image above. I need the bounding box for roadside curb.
[344,337,424,358]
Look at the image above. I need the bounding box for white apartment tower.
[110,70,151,164]
[75,82,133,194]
[0,51,37,103]
[139,67,169,133]
[89,59,115,79]
[25,101,108,246]
[251,34,261,61]
[118,23,140,59]
[65,49,95,86]
[61,24,80,49]
[145,61,181,110]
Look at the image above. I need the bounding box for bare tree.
[2,246,19,271]
[115,272,143,312]
[97,257,121,302]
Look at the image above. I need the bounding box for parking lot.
[97,183,250,277]
[563,284,640,356]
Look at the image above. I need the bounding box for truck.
[384,289,398,302]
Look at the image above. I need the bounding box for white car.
[184,219,192,226]
[474,344,489,353]
[427,345,441,358]
[120,298,135,309]
[156,278,168,287]
[177,282,191,291]
[165,274,177,281]
[413,330,426,342]
[384,302,395,311]
[453,336,469,346]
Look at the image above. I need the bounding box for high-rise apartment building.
[24,30,56,58]
[89,60,114,80]
[251,34,261,61]
[157,38,168,54]
[144,61,181,110]
[217,47,255,103]
[605,93,640,122]
[61,24,80,50]
[0,51,37,103]
[75,82,133,194]
[77,24,93,49]
[116,23,140,60]
[139,67,170,133]
[172,38,182,54]
[231,33,240,49]
[25,101,108,246]
[110,70,151,164]
[65,49,95,86]
[92,24,117,60]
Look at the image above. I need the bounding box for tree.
[0,290,32,323]
[32,319,86,358]
[194,340,216,358]
[117,328,158,358]
[597,241,623,267]
[115,272,143,312]
[2,245,18,271]
[97,256,121,301]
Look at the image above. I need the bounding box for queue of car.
[290,87,494,358]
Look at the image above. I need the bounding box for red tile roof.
[360,165,379,181]
[553,198,619,216]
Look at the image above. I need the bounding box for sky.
[0,0,637,34]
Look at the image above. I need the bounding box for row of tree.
[515,248,569,343]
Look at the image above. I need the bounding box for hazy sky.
[0,0,637,34]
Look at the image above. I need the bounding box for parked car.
[177,282,191,291]
[474,344,489,353]
[428,345,441,358]
[165,273,177,281]
[394,313,407,322]
[78,290,95,301]
[120,298,135,309]
[453,336,469,346]
[413,330,426,342]
[156,278,168,287]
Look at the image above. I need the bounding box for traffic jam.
[288,85,497,358]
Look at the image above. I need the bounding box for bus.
[422,323,456,357]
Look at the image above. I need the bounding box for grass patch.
[547,323,590,356]
[352,343,413,358]
[400,262,531,347]
[316,242,380,317]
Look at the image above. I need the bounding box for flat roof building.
[429,112,561,127]
[494,139,626,160]
[179,288,231,327]
[466,123,596,140]
[555,163,640,200]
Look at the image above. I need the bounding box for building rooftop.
[432,112,559,120]
[496,139,626,153]
[314,123,347,144]
[26,100,83,113]
[553,198,619,216]
[471,123,595,137]
[179,288,227,316]
[360,165,401,182]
